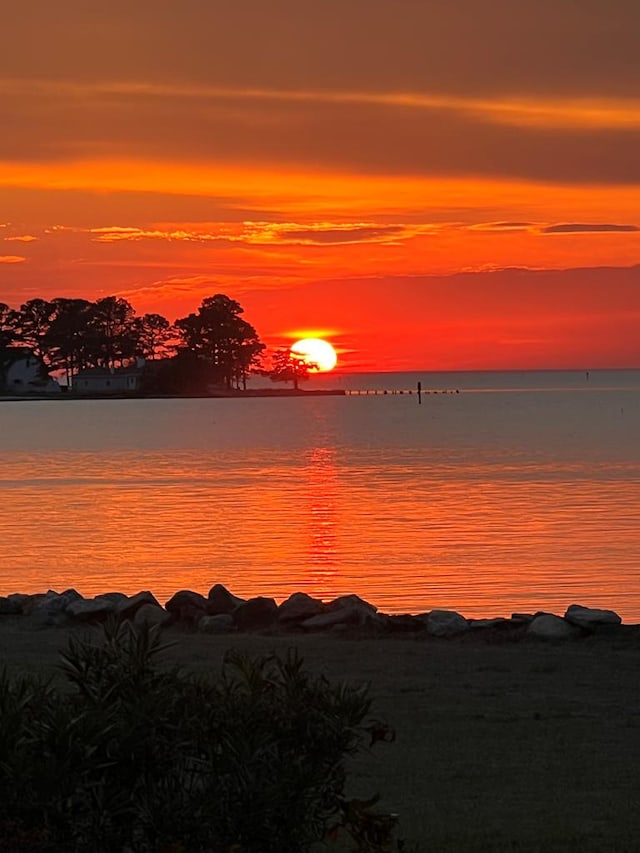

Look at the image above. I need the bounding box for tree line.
[0,294,310,393]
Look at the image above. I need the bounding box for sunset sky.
[2,0,640,371]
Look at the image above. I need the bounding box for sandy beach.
[2,619,639,852]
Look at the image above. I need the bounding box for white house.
[72,365,143,394]
[0,348,60,395]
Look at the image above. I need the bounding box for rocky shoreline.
[0,585,634,641]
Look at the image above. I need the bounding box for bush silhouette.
[0,621,395,852]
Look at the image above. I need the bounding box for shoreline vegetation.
[0,293,336,397]
[1,587,640,851]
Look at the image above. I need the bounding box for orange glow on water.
[2,392,640,621]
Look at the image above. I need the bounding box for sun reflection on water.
[305,447,339,599]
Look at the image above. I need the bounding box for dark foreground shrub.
[0,621,395,852]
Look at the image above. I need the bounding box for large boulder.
[0,596,23,616]
[467,616,528,642]
[302,595,379,631]
[301,610,360,631]
[95,592,129,605]
[116,591,160,621]
[511,613,536,624]
[278,592,325,624]
[233,596,278,631]
[133,603,171,629]
[165,590,208,625]
[468,618,510,630]
[564,603,622,629]
[527,613,577,640]
[421,609,469,637]
[207,584,245,615]
[198,613,235,634]
[6,593,31,614]
[67,597,118,623]
[28,589,83,627]
[385,614,426,634]
[326,594,377,615]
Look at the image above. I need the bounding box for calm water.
[2,370,640,620]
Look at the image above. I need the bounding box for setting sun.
[290,338,338,372]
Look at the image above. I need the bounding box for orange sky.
[2,2,640,371]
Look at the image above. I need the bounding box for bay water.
[1,370,639,621]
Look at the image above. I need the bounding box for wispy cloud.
[238,222,425,246]
[0,255,26,263]
[90,226,215,243]
[468,222,534,232]
[3,234,38,242]
[3,79,640,130]
[88,221,439,247]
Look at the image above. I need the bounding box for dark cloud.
[277,225,404,244]
[2,1,640,99]
[542,223,640,234]
[4,86,640,185]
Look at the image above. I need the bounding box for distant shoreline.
[0,388,348,402]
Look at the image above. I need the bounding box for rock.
[198,613,235,634]
[67,597,117,622]
[302,603,380,632]
[176,604,207,626]
[0,596,23,615]
[302,610,357,631]
[233,596,278,631]
[207,584,245,615]
[21,594,42,615]
[57,588,83,604]
[165,590,208,624]
[28,589,83,627]
[116,591,160,620]
[278,592,325,624]
[511,613,536,624]
[133,603,171,628]
[564,603,622,629]
[527,613,577,640]
[6,593,31,613]
[422,610,469,637]
[166,589,207,613]
[327,594,377,614]
[95,592,129,605]
[301,595,379,631]
[385,614,426,634]
[468,618,510,630]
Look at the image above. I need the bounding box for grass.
[1,619,639,851]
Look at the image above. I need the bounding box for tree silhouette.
[1,292,267,394]
[134,313,175,361]
[269,348,316,390]
[44,298,94,386]
[5,298,56,360]
[175,294,264,390]
[0,302,16,349]
[86,296,138,368]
